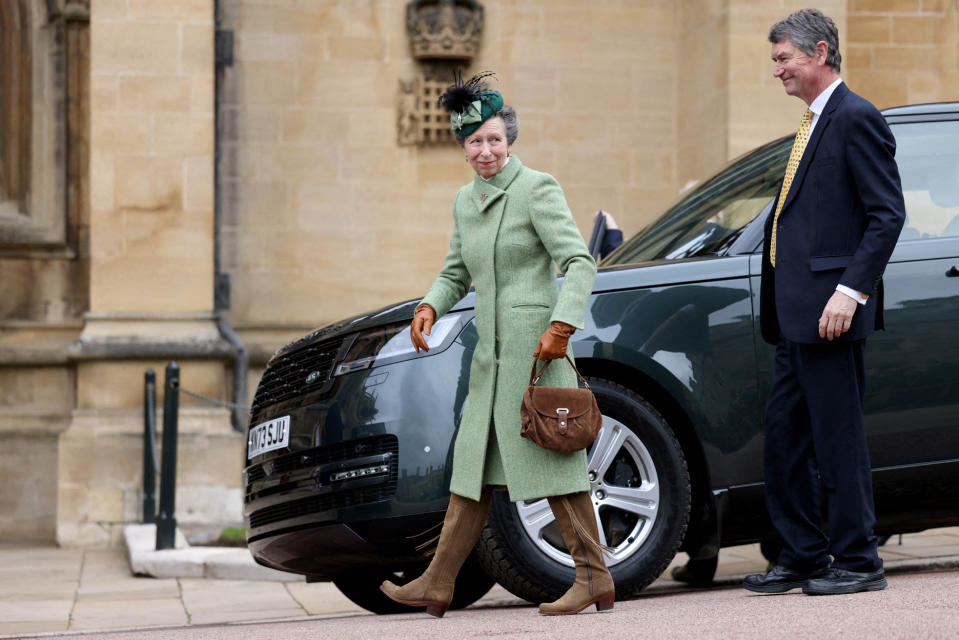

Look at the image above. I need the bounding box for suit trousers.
[763,338,882,573]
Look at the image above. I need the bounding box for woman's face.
[464,117,510,179]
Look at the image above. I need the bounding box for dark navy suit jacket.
[760,83,906,345]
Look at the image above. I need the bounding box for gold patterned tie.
[770,108,814,266]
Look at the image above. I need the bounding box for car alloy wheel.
[476,379,691,602]
[516,414,661,568]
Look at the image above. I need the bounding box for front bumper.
[242,321,477,577]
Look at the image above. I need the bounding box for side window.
[891,120,959,241]
[604,138,791,265]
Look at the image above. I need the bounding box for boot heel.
[595,593,615,612]
[425,602,449,618]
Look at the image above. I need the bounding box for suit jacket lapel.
[779,82,849,217]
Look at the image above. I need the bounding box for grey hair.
[769,8,841,73]
[455,105,519,146]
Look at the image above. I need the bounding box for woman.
[380,73,612,617]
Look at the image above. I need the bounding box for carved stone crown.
[406,0,483,61]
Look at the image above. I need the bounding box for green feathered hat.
[437,71,503,137]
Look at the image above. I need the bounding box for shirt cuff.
[836,284,868,306]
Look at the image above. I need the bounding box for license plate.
[247,415,291,459]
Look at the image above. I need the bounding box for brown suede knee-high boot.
[380,487,492,617]
[539,492,615,615]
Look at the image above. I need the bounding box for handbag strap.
[529,355,591,389]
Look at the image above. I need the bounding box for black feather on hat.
[437,71,503,136]
[436,70,497,113]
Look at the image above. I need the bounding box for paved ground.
[2,527,958,638]
[22,570,958,640]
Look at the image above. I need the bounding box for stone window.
[398,72,455,145]
[0,0,87,250]
[0,1,32,217]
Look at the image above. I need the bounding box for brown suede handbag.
[520,356,602,453]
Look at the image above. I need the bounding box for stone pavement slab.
[76,550,180,601]
[179,579,305,625]
[0,545,80,635]
[69,597,188,631]
[284,581,369,616]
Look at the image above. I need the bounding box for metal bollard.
[142,369,157,524]
[156,362,180,550]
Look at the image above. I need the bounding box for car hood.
[274,255,750,357]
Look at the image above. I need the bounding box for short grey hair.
[769,8,841,73]
[455,105,519,146]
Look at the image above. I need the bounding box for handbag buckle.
[556,408,569,430]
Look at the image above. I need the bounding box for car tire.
[332,552,495,615]
[476,378,691,601]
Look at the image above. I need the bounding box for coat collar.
[471,156,523,213]
[778,83,849,216]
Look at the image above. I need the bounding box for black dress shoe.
[802,567,887,595]
[743,564,829,593]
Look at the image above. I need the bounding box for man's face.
[771,38,822,104]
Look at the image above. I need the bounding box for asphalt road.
[19,569,959,640]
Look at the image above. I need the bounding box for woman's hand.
[410,304,436,352]
[594,210,619,230]
[533,321,576,360]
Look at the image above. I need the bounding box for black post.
[156,361,180,550]
[142,369,157,524]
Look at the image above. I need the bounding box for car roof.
[882,102,959,117]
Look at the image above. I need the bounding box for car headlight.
[333,311,471,376]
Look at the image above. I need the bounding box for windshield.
[604,137,792,265]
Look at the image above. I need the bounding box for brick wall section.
[89,0,215,313]
[846,0,959,108]
[59,0,238,548]
[678,0,729,192]
[219,0,681,332]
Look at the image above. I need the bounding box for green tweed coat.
[420,157,597,502]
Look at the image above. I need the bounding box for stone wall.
[0,0,90,542]
[846,0,959,108]
[88,0,215,313]
[55,0,241,547]
[219,0,681,348]
[3,0,959,544]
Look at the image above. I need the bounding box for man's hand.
[410,304,436,352]
[819,291,858,341]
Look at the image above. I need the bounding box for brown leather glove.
[410,304,436,353]
[533,321,575,360]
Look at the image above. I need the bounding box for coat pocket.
[809,255,852,272]
[511,303,550,311]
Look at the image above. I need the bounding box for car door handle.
[948,266,959,277]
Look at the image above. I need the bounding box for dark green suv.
[243,102,959,613]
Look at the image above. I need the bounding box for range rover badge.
[305,371,321,384]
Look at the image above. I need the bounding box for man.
[744,9,905,596]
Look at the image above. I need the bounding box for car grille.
[251,337,345,414]
[248,484,397,530]
[246,435,399,530]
